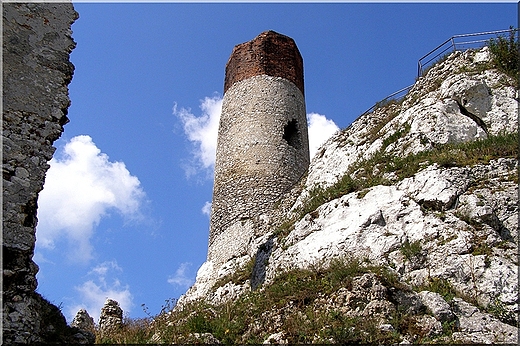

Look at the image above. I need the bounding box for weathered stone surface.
[411,314,443,338]
[71,309,96,343]
[263,331,288,344]
[418,291,455,322]
[185,158,518,326]
[98,298,123,338]
[296,47,518,199]
[263,159,518,315]
[451,298,518,344]
[2,2,78,343]
[189,333,221,344]
[398,164,472,211]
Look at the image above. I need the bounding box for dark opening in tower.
[283,119,301,149]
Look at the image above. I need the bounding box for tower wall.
[208,31,309,263]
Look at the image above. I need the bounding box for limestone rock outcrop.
[300,48,517,197]
[178,46,518,344]
[2,2,80,343]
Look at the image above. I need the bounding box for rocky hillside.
[95,47,517,344]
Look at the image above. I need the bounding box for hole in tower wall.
[283,119,301,149]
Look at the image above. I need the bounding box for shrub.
[488,27,519,80]
[400,239,422,261]
[381,122,411,150]
[415,277,457,303]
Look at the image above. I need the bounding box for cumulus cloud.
[89,260,122,277]
[174,96,222,176]
[307,112,340,158]
[175,96,339,176]
[67,260,133,324]
[36,135,145,263]
[201,201,212,217]
[167,262,195,289]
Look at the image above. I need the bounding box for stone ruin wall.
[208,31,310,265]
[2,2,85,343]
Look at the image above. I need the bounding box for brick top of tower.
[223,30,304,95]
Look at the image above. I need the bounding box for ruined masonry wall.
[2,2,82,343]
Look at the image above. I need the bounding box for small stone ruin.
[98,298,124,338]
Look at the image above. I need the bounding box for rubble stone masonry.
[208,31,309,264]
[2,2,84,343]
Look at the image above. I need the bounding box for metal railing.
[417,28,518,77]
[360,84,413,117]
[359,28,517,118]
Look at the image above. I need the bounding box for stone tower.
[208,31,310,264]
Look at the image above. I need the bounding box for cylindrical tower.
[209,31,310,261]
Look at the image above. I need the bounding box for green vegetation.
[299,174,361,218]
[486,298,517,325]
[96,316,151,344]
[381,122,411,151]
[213,256,256,289]
[400,240,423,261]
[92,257,418,344]
[488,27,519,80]
[273,218,297,240]
[275,131,517,243]
[436,233,457,246]
[296,132,518,223]
[415,277,457,303]
[366,104,403,143]
[92,131,519,344]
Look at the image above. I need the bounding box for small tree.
[488,26,519,79]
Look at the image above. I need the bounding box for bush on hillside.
[488,27,519,79]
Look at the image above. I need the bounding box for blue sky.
[34,1,517,323]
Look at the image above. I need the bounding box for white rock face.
[266,160,517,315]
[418,291,454,322]
[451,298,518,344]
[296,47,517,201]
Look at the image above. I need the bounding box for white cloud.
[89,260,122,277]
[67,260,133,324]
[36,135,145,263]
[174,96,339,175]
[167,262,195,289]
[201,201,212,217]
[173,96,222,176]
[307,112,340,159]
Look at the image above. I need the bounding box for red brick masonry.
[224,30,304,95]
